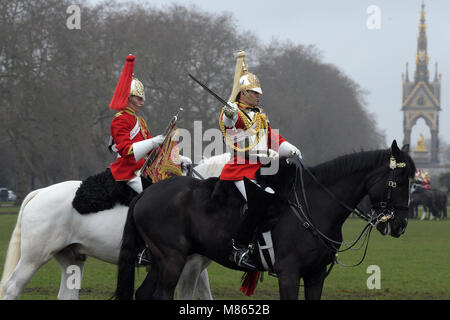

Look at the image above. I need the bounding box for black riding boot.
[230,239,257,270]
[229,204,261,270]
[229,178,275,270]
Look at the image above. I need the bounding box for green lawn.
[0,212,449,300]
[0,202,19,214]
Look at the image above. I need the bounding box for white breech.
[234,180,274,201]
[234,180,254,201]
[127,176,143,194]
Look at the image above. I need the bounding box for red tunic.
[422,178,431,190]
[220,107,286,181]
[109,107,152,181]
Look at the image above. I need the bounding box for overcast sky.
[93,0,450,150]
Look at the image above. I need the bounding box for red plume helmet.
[109,55,135,111]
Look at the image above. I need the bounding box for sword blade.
[188,73,229,106]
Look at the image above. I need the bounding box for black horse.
[409,184,431,219]
[410,185,448,219]
[114,141,415,300]
[433,189,448,219]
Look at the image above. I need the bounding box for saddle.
[72,168,140,214]
[211,178,280,273]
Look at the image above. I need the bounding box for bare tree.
[255,42,386,164]
[0,0,387,202]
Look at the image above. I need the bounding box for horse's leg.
[2,231,60,299]
[194,269,213,300]
[195,256,213,300]
[177,254,212,300]
[303,267,327,300]
[54,247,86,300]
[150,252,186,300]
[442,205,445,219]
[135,266,159,300]
[1,254,51,300]
[135,244,186,300]
[408,206,413,219]
[277,267,301,300]
[177,254,202,300]
[429,207,434,220]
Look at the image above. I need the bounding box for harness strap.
[191,167,205,180]
[289,204,318,237]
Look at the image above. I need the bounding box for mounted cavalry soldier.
[219,51,302,270]
[108,54,191,193]
[108,55,165,194]
[73,54,190,264]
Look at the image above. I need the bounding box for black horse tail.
[113,193,145,300]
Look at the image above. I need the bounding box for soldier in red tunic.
[109,55,191,194]
[108,55,165,194]
[108,55,194,265]
[422,171,431,190]
[220,51,302,269]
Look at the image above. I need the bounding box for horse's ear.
[401,144,409,153]
[391,140,400,156]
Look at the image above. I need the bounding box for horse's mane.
[308,149,389,185]
[309,148,415,185]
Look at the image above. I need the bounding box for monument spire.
[402,0,441,164]
[415,0,429,82]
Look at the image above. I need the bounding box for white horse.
[0,154,229,300]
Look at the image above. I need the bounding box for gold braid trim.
[137,116,149,139]
[219,107,268,153]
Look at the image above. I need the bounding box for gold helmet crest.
[228,51,262,103]
[130,77,145,101]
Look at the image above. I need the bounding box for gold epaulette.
[115,107,137,118]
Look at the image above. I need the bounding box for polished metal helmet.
[130,77,145,101]
[229,51,262,103]
[239,72,262,94]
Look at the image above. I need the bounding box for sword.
[189,73,237,132]
[188,73,229,106]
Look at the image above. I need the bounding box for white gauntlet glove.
[278,141,302,159]
[223,102,238,119]
[133,134,165,161]
[222,102,239,128]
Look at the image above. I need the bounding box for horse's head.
[410,182,425,194]
[365,140,416,237]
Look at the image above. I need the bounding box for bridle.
[287,152,409,269]
[290,153,408,227]
[365,155,409,226]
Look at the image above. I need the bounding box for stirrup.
[137,248,151,266]
[230,241,257,270]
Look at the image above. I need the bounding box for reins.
[287,155,386,269]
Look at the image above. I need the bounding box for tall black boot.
[229,178,275,271]
[229,204,260,270]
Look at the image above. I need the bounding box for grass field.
[0,211,449,300]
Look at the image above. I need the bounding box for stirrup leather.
[137,248,151,265]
